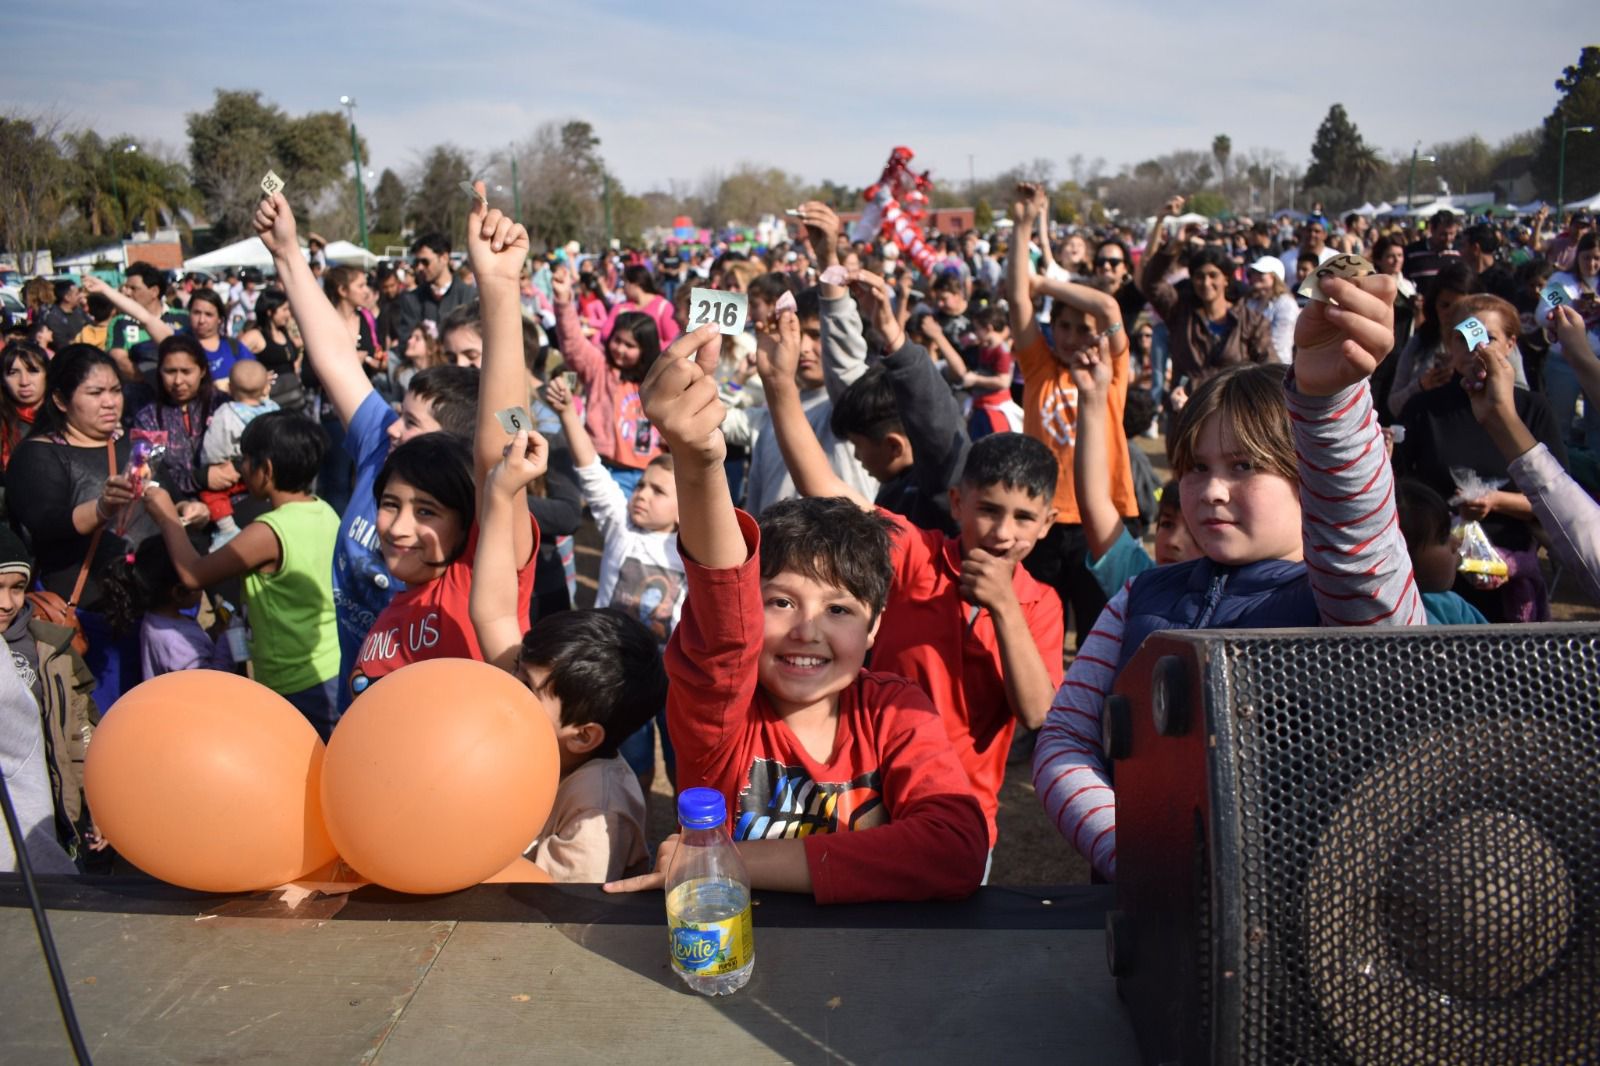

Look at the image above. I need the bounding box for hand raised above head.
[754,309,801,387]
[253,192,299,259]
[1291,273,1398,397]
[465,182,529,286]
[640,322,726,467]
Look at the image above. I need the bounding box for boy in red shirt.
[605,322,987,903]
[754,311,1064,852]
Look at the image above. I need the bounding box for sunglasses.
[1094,257,1126,268]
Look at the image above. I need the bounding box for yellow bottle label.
[667,880,753,977]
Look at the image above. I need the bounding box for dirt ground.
[572,433,1595,886]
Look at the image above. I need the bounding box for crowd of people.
[2,178,1597,897]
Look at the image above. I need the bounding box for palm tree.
[1351,144,1387,202]
[1212,133,1232,195]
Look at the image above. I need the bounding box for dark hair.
[930,272,964,296]
[795,285,821,322]
[1094,237,1133,266]
[186,287,226,326]
[516,609,666,759]
[959,431,1057,501]
[240,411,326,493]
[53,279,77,304]
[1396,478,1451,555]
[155,333,215,403]
[406,365,479,439]
[374,433,475,565]
[439,300,482,340]
[1157,477,1182,519]
[98,536,185,636]
[1123,388,1158,439]
[31,344,123,438]
[1372,235,1404,263]
[1418,260,1483,346]
[622,263,658,296]
[1464,223,1500,256]
[830,366,904,442]
[409,232,451,258]
[1187,245,1235,278]
[323,265,366,307]
[85,292,114,324]
[747,271,797,307]
[1577,233,1599,257]
[1431,210,1457,229]
[757,496,897,618]
[607,311,660,384]
[1,341,48,457]
[254,288,289,335]
[970,304,1008,333]
[124,262,167,295]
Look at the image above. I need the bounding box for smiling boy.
[606,322,987,903]
[755,311,1064,851]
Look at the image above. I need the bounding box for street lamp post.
[340,95,368,249]
[509,144,521,226]
[1407,144,1437,208]
[1557,115,1597,218]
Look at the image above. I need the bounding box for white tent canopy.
[1564,190,1600,211]
[324,240,379,268]
[183,236,296,273]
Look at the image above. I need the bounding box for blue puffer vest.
[1116,557,1319,672]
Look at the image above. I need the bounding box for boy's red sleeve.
[801,677,989,904]
[664,510,764,793]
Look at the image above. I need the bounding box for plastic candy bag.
[1452,519,1508,579]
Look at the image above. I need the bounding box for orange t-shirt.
[1014,331,1139,524]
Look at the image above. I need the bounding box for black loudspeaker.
[1103,624,1600,1065]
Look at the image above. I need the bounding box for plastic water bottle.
[665,787,754,995]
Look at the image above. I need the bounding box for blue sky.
[4,1,1588,195]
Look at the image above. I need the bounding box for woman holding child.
[131,334,234,505]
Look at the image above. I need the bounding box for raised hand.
[487,428,550,497]
[755,309,802,387]
[542,375,573,415]
[465,182,529,287]
[1291,274,1398,397]
[253,192,299,260]
[1549,304,1595,362]
[640,322,726,467]
[1066,339,1114,402]
[550,264,573,305]
[1013,182,1047,224]
[1161,195,1186,218]
[796,201,842,265]
[847,269,904,350]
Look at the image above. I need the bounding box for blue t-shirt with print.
[334,390,401,709]
[203,336,254,382]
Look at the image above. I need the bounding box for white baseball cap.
[1247,256,1285,282]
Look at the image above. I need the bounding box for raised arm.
[1006,183,1048,351]
[755,312,873,510]
[1032,274,1127,345]
[253,193,371,429]
[1070,343,1125,559]
[550,268,607,382]
[1289,272,1424,628]
[471,429,549,672]
[83,275,175,344]
[641,323,744,569]
[141,486,277,590]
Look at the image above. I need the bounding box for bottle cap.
[677,787,727,830]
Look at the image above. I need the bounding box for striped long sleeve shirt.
[1032,378,1424,879]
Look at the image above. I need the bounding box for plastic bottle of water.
[665,787,754,996]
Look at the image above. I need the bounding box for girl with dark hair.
[1386,260,1489,418]
[550,264,664,493]
[1,341,47,472]
[600,263,679,346]
[131,334,229,502]
[7,345,194,707]
[186,288,255,389]
[98,536,230,676]
[323,265,382,377]
[239,288,307,412]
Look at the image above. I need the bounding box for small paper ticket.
[260,171,284,197]
[1297,253,1375,307]
[562,371,578,392]
[819,265,850,286]
[495,406,533,434]
[1538,281,1571,324]
[773,291,797,317]
[1454,316,1490,352]
[686,288,747,335]
[459,181,487,206]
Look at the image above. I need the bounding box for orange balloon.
[482,856,554,884]
[84,670,337,892]
[320,658,560,894]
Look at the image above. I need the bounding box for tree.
[1304,104,1368,198]
[1350,144,1389,201]
[374,168,407,234]
[186,90,362,240]
[1212,133,1232,194]
[506,120,609,249]
[408,145,473,238]
[1532,47,1600,204]
[0,115,65,272]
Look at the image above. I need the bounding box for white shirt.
[574,461,686,646]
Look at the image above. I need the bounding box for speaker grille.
[1223,628,1600,1063]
